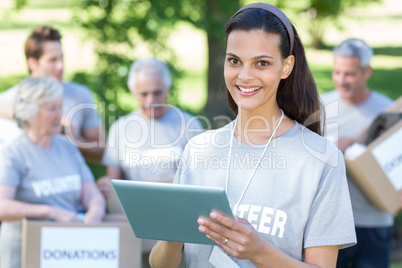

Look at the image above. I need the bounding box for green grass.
[0,19,77,31]
[0,74,25,92]
[173,68,207,114]
[0,0,76,31]
[310,63,402,101]
[18,0,72,9]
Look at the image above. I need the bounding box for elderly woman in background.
[0,77,105,268]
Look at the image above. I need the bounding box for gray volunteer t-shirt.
[102,107,204,181]
[174,121,356,267]
[0,134,94,208]
[61,81,101,136]
[0,134,95,268]
[321,90,394,227]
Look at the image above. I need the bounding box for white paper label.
[40,227,120,268]
[208,246,240,268]
[372,127,402,190]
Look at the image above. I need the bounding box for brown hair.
[225,6,323,136]
[24,26,62,63]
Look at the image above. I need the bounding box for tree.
[11,0,381,128]
[69,0,240,129]
[274,0,381,48]
[68,0,382,127]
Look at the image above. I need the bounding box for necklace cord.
[225,109,285,210]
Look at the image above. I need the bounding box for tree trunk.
[202,0,239,129]
[203,33,235,129]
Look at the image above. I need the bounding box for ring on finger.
[224,238,228,245]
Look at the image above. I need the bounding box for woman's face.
[224,30,293,114]
[30,98,63,137]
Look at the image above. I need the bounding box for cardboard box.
[21,215,141,268]
[107,187,125,214]
[345,97,402,214]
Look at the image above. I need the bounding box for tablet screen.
[112,180,233,245]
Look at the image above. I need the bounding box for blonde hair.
[14,77,63,128]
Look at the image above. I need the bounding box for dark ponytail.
[225,8,324,136]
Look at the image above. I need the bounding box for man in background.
[97,57,204,196]
[0,26,105,162]
[97,57,203,268]
[321,38,394,268]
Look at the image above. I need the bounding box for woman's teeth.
[238,86,260,92]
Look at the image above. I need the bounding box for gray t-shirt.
[0,134,95,268]
[60,81,101,136]
[0,81,101,146]
[174,121,356,267]
[102,107,204,181]
[321,90,394,227]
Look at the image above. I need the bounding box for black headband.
[231,3,294,55]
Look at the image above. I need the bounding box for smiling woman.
[149,3,357,268]
[224,31,292,123]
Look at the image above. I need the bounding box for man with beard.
[97,57,204,196]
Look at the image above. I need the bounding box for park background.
[0,0,401,266]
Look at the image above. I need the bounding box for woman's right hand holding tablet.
[197,211,267,264]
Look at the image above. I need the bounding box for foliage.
[298,0,381,47]
[246,0,382,48]
[9,0,384,123]
[13,0,27,9]
[66,0,383,123]
[68,0,241,128]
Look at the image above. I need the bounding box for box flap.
[366,120,402,150]
[355,96,402,143]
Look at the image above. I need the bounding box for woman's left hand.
[197,211,266,262]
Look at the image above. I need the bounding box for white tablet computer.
[111,180,233,245]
